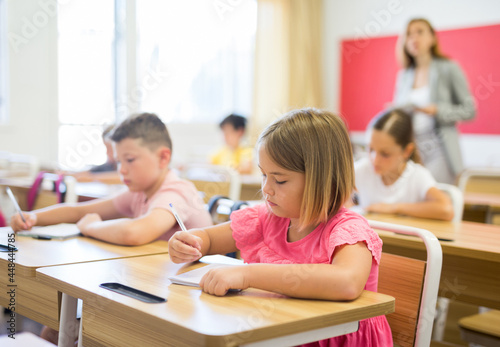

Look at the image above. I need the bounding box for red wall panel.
[340,24,500,134]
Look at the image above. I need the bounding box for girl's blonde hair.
[397,18,448,68]
[258,108,354,229]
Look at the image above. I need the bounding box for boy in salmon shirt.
[11,113,212,244]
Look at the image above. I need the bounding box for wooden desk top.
[365,213,500,262]
[0,177,32,188]
[0,177,126,200]
[37,255,394,346]
[0,230,168,277]
[464,192,500,209]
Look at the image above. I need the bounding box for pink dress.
[230,204,393,346]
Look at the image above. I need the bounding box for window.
[57,0,257,169]
[0,0,7,124]
[136,0,257,123]
[57,0,117,170]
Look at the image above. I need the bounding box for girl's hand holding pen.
[168,230,203,263]
[10,212,36,232]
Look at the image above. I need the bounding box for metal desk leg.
[58,293,79,347]
[77,315,83,347]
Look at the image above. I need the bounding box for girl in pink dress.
[169,108,393,346]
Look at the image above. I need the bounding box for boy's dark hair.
[111,113,172,151]
[219,113,247,131]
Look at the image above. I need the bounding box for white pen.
[169,203,187,232]
[6,187,27,223]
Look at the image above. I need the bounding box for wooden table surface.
[0,229,168,329]
[365,213,500,309]
[0,177,126,205]
[464,192,500,209]
[37,255,395,347]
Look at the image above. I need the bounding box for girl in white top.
[354,108,454,221]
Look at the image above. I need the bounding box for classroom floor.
[0,308,46,342]
[431,300,488,347]
[0,301,489,346]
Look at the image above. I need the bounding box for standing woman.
[393,18,476,184]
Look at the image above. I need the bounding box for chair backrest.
[27,172,77,211]
[369,220,443,347]
[379,253,426,347]
[436,183,464,223]
[181,164,242,203]
[458,167,500,195]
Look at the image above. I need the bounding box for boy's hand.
[200,266,249,296]
[77,213,102,234]
[10,212,36,231]
[168,231,203,263]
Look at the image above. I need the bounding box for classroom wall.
[0,0,223,169]
[0,0,59,165]
[323,0,500,168]
[2,1,500,169]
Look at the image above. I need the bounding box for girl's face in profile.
[405,20,435,58]
[369,130,410,177]
[258,144,305,220]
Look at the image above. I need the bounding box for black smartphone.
[99,282,166,303]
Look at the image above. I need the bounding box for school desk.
[365,213,500,310]
[240,174,262,201]
[0,178,126,209]
[0,231,168,331]
[36,255,395,347]
[463,192,500,224]
[0,177,32,210]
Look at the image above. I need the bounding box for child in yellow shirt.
[210,114,253,174]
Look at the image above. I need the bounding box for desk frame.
[37,255,394,347]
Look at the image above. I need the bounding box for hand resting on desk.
[76,213,103,235]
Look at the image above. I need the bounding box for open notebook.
[169,255,245,287]
[16,224,81,240]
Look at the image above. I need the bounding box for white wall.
[2,1,500,169]
[0,0,223,170]
[0,0,59,166]
[322,0,500,168]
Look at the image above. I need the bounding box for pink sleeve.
[112,190,134,217]
[149,186,207,225]
[328,216,383,264]
[230,205,265,256]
